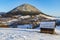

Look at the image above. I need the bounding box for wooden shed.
[40,21,56,34]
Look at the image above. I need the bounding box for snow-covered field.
[0,28,60,40]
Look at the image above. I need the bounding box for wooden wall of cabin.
[40,28,55,34]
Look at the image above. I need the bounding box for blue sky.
[0,0,60,17]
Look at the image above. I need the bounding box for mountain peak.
[10,3,40,12]
[20,3,31,6]
[6,3,42,16]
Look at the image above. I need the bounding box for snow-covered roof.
[40,22,56,29]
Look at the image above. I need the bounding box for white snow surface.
[0,28,60,40]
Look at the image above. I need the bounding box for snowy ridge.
[0,28,40,32]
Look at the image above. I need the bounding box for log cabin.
[40,20,56,34]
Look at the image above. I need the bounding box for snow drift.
[0,28,60,40]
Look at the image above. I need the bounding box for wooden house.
[40,21,56,34]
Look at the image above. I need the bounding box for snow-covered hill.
[0,28,60,40]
